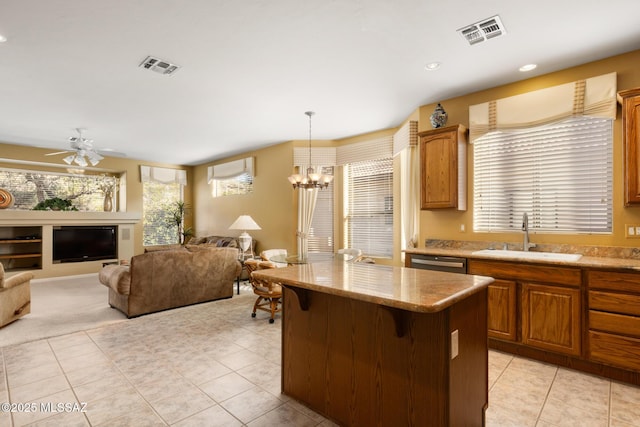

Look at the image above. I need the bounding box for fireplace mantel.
[0,211,140,226]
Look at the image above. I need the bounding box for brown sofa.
[99,245,241,318]
[0,264,33,328]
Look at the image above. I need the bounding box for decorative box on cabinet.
[419,124,467,210]
[617,88,640,206]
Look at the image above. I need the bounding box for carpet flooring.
[0,274,127,347]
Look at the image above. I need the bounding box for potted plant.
[32,197,78,211]
[168,201,193,244]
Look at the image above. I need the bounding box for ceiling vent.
[139,56,180,75]
[457,15,506,46]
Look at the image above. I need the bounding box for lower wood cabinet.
[468,259,581,356]
[487,279,517,341]
[521,282,581,356]
[587,270,640,371]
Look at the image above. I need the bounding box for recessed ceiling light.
[0,34,7,43]
[425,62,441,71]
[519,63,537,72]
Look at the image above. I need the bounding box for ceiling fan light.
[63,155,75,165]
[74,156,88,167]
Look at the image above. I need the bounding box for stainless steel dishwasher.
[408,254,467,274]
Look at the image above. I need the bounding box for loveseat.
[0,263,33,328]
[99,245,241,318]
[145,234,256,280]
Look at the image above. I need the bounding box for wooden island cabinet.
[253,261,493,427]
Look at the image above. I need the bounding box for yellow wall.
[418,49,640,249]
[193,142,297,255]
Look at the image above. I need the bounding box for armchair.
[0,264,33,328]
[245,259,282,323]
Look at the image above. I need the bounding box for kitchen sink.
[471,249,582,262]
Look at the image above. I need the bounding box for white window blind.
[308,166,334,253]
[473,116,613,233]
[346,158,393,257]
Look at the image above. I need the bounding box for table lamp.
[229,215,261,259]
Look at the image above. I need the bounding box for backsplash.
[424,239,640,260]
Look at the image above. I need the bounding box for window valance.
[337,135,393,165]
[140,166,187,185]
[293,147,336,168]
[207,157,254,182]
[392,120,418,156]
[469,72,617,143]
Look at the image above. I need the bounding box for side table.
[236,257,256,294]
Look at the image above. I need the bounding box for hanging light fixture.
[288,111,333,190]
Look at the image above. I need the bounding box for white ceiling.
[1,1,639,166]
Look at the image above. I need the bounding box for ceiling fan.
[46,128,115,167]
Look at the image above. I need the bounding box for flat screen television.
[53,225,118,263]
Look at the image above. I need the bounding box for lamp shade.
[229,215,261,231]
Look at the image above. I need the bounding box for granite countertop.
[406,247,640,271]
[251,261,493,314]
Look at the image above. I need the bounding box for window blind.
[346,158,393,257]
[473,116,612,233]
[308,166,334,253]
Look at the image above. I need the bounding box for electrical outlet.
[451,329,459,359]
[626,224,640,238]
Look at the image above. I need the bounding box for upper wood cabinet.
[419,124,467,210]
[617,88,640,206]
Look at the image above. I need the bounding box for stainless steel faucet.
[522,213,536,251]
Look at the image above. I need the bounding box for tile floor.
[1,283,639,426]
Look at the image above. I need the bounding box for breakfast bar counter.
[252,261,494,426]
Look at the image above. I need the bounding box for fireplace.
[53,225,118,263]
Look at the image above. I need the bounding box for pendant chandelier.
[288,111,333,190]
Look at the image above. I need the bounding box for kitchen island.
[252,261,493,427]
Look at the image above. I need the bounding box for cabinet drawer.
[589,290,640,316]
[589,310,640,338]
[468,259,581,287]
[587,270,640,294]
[589,330,640,371]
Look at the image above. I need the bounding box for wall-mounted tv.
[53,225,118,263]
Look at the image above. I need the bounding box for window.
[345,158,393,257]
[208,157,254,197]
[212,173,253,197]
[473,116,613,233]
[308,166,334,253]
[141,166,186,246]
[0,167,118,211]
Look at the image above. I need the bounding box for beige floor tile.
[84,388,153,426]
[92,405,165,427]
[219,386,284,424]
[9,374,69,403]
[51,341,101,361]
[57,350,110,374]
[199,371,255,403]
[149,386,215,424]
[11,389,79,427]
[47,331,94,351]
[63,360,120,388]
[216,349,265,371]
[6,361,63,389]
[485,403,537,427]
[171,405,242,427]
[22,410,90,426]
[538,396,608,427]
[72,373,134,403]
[247,403,319,427]
[610,382,640,426]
